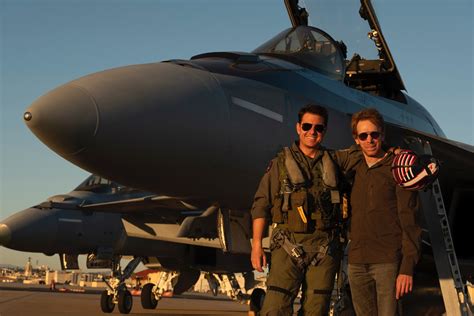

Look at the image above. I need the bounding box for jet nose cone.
[24,84,99,156]
[0,224,11,246]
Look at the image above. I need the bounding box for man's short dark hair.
[351,108,385,137]
[298,104,328,125]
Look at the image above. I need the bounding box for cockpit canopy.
[75,174,124,193]
[253,26,345,81]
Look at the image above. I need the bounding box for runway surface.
[2,255,473,316]
[0,290,249,316]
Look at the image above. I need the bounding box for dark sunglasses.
[357,131,381,141]
[301,123,325,133]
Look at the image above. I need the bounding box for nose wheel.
[100,290,115,313]
[117,289,133,314]
[100,256,142,314]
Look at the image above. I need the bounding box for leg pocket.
[261,247,302,315]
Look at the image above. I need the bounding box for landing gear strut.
[204,272,220,296]
[100,256,143,314]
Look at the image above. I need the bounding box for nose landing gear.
[100,256,143,314]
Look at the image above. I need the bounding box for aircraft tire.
[249,288,266,312]
[100,290,115,313]
[141,283,158,309]
[117,289,133,314]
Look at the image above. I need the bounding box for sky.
[0,0,472,270]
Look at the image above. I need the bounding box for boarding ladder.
[406,137,472,316]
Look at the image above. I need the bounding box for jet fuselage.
[22,30,444,211]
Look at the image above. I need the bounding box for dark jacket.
[348,152,422,276]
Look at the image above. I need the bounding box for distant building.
[45,270,79,284]
[24,257,33,277]
[132,269,163,287]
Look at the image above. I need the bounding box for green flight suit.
[251,143,359,315]
[263,227,343,315]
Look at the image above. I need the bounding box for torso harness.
[270,147,346,269]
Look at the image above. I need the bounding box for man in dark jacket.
[347,108,421,316]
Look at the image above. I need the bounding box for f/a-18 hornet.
[0,173,255,313]
[1,0,473,314]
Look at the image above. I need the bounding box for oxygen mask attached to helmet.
[391,150,440,191]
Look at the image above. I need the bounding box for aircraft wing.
[39,195,201,213]
[121,219,222,249]
[415,131,474,192]
[386,124,474,261]
[121,206,252,254]
[82,195,200,212]
[386,124,474,185]
[429,136,474,181]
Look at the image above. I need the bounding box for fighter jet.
[0,173,255,313]
[19,0,473,253]
[2,0,474,313]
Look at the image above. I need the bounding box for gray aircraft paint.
[0,174,252,273]
[21,57,464,213]
[231,97,284,123]
[3,8,473,264]
[295,69,439,134]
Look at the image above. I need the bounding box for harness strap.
[283,147,305,186]
[320,151,338,189]
[271,229,329,270]
[282,191,290,212]
[280,147,341,205]
[313,289,332,295]
[267,286,294,297]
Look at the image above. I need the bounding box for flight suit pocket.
[287,191,308,233]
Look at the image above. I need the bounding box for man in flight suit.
[250,104,359,315]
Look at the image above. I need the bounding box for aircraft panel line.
[231,97,283,122]
[58,218,82,223]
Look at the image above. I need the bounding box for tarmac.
[1,254,473,316]
[0,288,249,316]
[0,278,449,316]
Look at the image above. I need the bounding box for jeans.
[348,262,399,316]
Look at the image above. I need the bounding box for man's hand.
[386,146,402,155]
[396,274,413,299]
[251,218,267,272]
[251,243,267,272]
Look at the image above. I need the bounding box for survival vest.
[271,147,344,233]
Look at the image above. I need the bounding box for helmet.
[391,150,440,191]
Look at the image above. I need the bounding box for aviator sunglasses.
[357,131,381,141]
[301,123,325,133]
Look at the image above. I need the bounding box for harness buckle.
[291,246,304,258]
